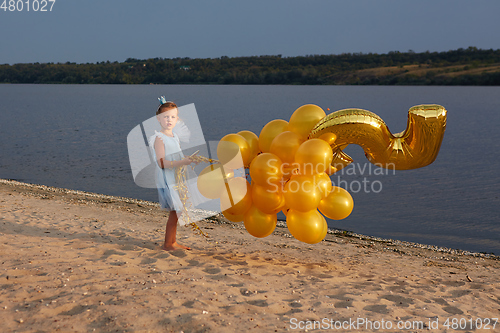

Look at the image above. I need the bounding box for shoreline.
[1,178,497,260]
[2,178,500,332]
[2,48,500,86]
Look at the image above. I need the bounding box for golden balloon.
[318,132,337,146]
[295,138,333,176]
[314,172,333,199]
[274,194,286,214]
[244,205,277,238]
[288,104,326,142]
[318,186,354,220]
[249,152,283,188]
[217,134,250,169]
[270,130,303,165]
[258,119,289,153]
[282,164,299,180]
[220,177,252,216]
[286,209,325,244]
[252,184,284,214]
[281,200,291,216]
[197,163,233,199]
[315,214,328,243]
[238,130,260,165]
[283,174,322,212]
[222,210,244,223]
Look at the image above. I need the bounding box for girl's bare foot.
[162,244,177,251]
[162,242,191,251]
[173,242,191,250]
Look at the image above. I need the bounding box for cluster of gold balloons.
[197,104,354,244]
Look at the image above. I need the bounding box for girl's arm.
[154,137,193,169]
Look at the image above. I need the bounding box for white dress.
[148,131,202,226]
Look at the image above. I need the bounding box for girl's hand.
[183,156,202,166]
[187,151,201,166]
[181,157,194,166]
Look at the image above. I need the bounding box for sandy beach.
[1,179,499,332]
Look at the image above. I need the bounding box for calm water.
[1,84,499,254]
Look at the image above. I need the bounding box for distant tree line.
[1,47,499,85]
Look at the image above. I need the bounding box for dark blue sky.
[1,0,499,64]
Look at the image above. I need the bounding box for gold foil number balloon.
[309,105,447,171]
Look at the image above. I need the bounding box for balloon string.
[174,154,214,238]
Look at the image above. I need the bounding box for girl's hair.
[156,101,178,115]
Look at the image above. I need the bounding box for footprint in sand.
[381,294,414,308]
[203,267,221,274]
[363,304,389,314]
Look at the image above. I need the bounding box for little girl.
[149,98,197,251]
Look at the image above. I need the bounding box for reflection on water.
[0,84,499,254]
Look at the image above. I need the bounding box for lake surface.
[1,84,499,254]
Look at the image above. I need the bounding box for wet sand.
[1,179,499,332]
